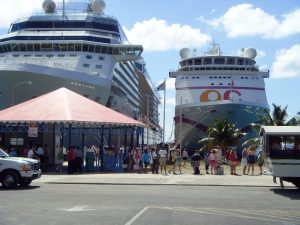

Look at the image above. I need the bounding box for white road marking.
[124,206,149,225]
[58,205,96,212]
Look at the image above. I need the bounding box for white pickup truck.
[0,148,41,189]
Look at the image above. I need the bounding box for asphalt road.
[1,183,300,225]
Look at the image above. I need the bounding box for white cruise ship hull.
[0,63,112,108]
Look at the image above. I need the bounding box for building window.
[83,64,90,68]
[98,56,105,60]
[70,54,77,57]
[86,55,92,59]
[58,54,65,57]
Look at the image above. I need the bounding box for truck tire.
[20,178,32,187]
[1,171,20,189]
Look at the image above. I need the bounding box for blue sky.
[1,0,300,142]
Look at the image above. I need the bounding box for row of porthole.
[181,76,259,80]
[8,54,105,61]
[71,82,95,89]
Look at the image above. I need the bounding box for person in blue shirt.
[9,147,17,157]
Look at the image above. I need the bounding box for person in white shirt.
[158,147,168,175]
[27,147,35,159]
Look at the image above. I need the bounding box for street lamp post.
[11,81,32,106]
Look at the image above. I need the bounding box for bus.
[260,126,300,188]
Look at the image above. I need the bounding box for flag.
[231,80,234,87]
[156,80,166,91]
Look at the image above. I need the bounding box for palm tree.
[262,103,298,126]
[243,104,299,148]
[201,118,245,149]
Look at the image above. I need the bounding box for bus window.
[269,137,282,151]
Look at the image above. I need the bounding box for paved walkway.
[33,172,295,188]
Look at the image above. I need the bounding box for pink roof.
[0,87,146,127]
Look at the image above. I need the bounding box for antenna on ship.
[205,40,222,56]
[62,0,65,19]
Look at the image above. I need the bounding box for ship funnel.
[91,0,106,14]
[42,0,56,13]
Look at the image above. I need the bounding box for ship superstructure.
[170,44,269,151]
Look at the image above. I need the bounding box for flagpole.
[163,78,166,145]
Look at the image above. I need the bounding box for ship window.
[52,43,59,51]
[241,77,244,79]
[24,54,31,57]
[46,54,53,58]
[227,58,235,65]
[5,44,12,52]
[95,45,101,53]
[96,65,102,69]
[240,68,245,71]
[197,77,199,79]
[219,76,222,79]
[181,77,184,79]
[82,44,88,52]
[41,43,52,51]
[75,43,82,51]
[235,67,239,70]
[194,59,202,65]
[214,57,225,64]
[19,43,26,51]
[211,83,214,85]
[83,63,90,68]
[192,77,195,79]
[245,77,248,79]
[219,83,223,85]
[187,60,193,65]
[229,67,234,70]
[70,54,77,57]
[209,76,212,78]
[58,54,65,57]
[200,67,205,70]
[204,58,212,64]
[88,45,95,53]
[98,56,105,60]
[68,43,75,51]
[26,44,33,51]
[60,44,67,51]
[223,67,228,70]
[107,47,113,55]
[11,43,19,52]
[12,54,19,57]
[212,67,217,70]
[206,67,211,70]
[195,68,200,71]
[35,54,42,57]
[86,55,92,59]
[101,46,107,54]
[180,61,187,67]
[237,59,244,65]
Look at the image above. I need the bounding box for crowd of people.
[2,143,265,176]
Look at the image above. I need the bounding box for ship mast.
[62,0,65,19]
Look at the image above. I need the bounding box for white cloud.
[271,44,300,78]
[123,18,211,51]
[256,50,266,58]
[204,4,300,39]
[0,0,41,29]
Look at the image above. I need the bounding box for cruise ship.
[169,44,269,151]
[0,0,162,145]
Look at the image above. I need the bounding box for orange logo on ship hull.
[200,89,241,102]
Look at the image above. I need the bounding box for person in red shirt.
[229,149,238,175]
[68,146,75,174]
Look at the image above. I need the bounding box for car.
[0,148,41,189]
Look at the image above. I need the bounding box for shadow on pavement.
[0,185,41,191]
[270,188,300,200]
